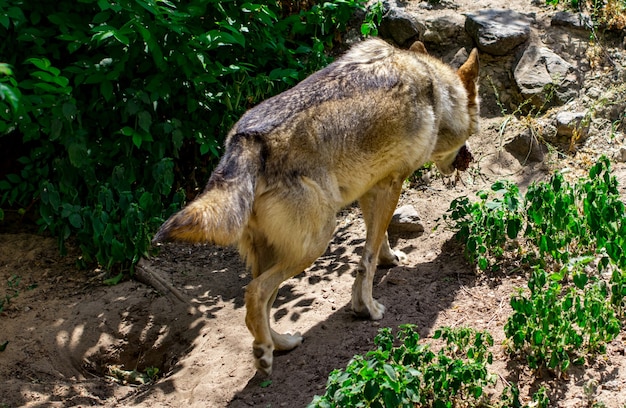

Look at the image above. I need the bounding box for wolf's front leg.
[353,176,404,320]
[352,254,386,320]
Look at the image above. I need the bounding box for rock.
[418,1,433,10]
[601,379,621,391]
[422,14,468,47]
[586,86,602,99]
[616,147,626,163]
[465,9,531,56]
[379,5,425,48]
[551,11,592,31]
[514,44,580,108]
[555,111,589,139]
[388,205,425,233]
[505,128,548,162]
[449,48,470,70]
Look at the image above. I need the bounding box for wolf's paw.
[369,299,386,320]
[252,343,274,376]
[272,330,303,351]
[379,249,408,266]
[391,250,408,265]
[353,299,386,320]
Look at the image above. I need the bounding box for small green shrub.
[545,0,626,31]
[443,180,524,271]
[444,157,625,374]
[309,325,496,408]
[0,274,21,313]
[504,265,621,374]
[444,156,626,273]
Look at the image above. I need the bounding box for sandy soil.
[1,0,626,407]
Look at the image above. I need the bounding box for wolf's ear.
[457,48,479,99]
[409,41,428,55]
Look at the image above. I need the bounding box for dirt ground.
[2,1,626,407]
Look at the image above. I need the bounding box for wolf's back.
[153,133,263,246]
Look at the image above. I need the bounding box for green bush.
[0,0,369,274]
[443,156,626,273]
[444,157,626,374]
[505,264,621,374]
[309,325,496,408]
[443,180,524,270]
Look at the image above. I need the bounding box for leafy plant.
[498,384,551,408]
[0,0,372,274]
[444,156,626,273]
[444,157,625,375]
[0,274,21,313]
[443,180,524,270]
[309,325,496,408]
[504,264,621,375]
[524,171,586,265]
[361,0,385,37]
[545,0,626,30]
[144,366,160,382]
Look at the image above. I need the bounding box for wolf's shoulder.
[334,38,395,67]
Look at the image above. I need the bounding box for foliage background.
[0,0,367,275]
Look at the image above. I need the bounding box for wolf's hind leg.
[244,199,335,375]
[246,263,304,376]
[353,175,404,320]
[267,288,303,350]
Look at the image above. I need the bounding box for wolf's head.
[432,48,480,176]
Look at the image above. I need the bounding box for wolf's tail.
[153,133,264,246]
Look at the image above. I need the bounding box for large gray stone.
[388,205,424,233]
[379,6,425,48]
[465,9,531,56]
[555,111,589,139]
[514,44,580,108]
[551,11,592,31]
[505,129,548,163]
[422,14,467,47]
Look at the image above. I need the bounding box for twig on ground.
[134,258,192,307]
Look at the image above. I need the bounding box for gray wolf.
[153,38,480,375]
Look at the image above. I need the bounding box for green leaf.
[383,363,397,382]
[0,83,20,112]
[120,126,134,136]
[506,218,522,239]
[363,379,379,401]
[101,80,113,101]
[113,30,130,45]
[132,133,143,148]
[62,102,77,120]
[381,388,400,408]
[139,192,152,210]
[573,273,588,290]
[25,57,54,73]
[68,143,89,168]
[0,14,9,29]
[532,330,544,345]
[137,111,152,132]
[104,272,124,286]
[68,213,83,228]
